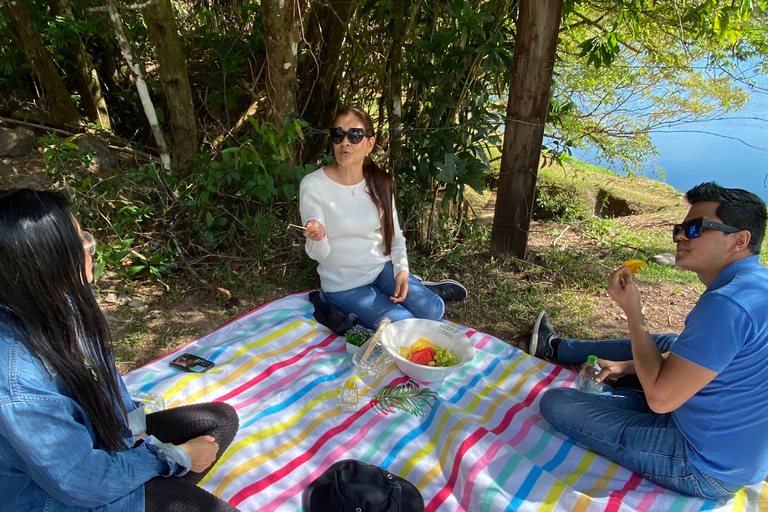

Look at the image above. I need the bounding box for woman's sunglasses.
[672,218,741,241]
[81,231,96,256]
[329,127,370,145]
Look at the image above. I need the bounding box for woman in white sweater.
[300,106,465,328]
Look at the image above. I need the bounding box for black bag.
[308,290,358,335]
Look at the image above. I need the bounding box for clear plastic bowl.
[381,318,475,382]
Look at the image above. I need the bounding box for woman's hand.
[391,271,409,303]
[178,435,219,473]
[303,220,326,241]
[594,358,635,383]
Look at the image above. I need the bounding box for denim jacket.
[0,309,187,511]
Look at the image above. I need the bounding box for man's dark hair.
[685,182,767,254]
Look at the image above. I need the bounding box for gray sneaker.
[529,311,558,360]
[423,279,467,302]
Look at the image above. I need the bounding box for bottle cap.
[587,355,597,363]
[344,380,355,389]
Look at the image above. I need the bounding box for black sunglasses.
[672,217,741,241]
[329,127,370,145]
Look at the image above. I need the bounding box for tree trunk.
[263,0,301,159]
[2,0,81,128]
[143,0,197,175]
[104,0,171,169]
[296,0,357,166]
[49,0,111,130]
[386,0,405,174]
[490,0,563,257]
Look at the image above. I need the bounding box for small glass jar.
[339,380,358,412]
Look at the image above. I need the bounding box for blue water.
[572,70,768,202]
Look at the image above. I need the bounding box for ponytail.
[363,157,395,255]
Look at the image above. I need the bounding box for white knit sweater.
[299,168,409,292]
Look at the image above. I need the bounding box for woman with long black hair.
[300,106,466,329]
[0,188,239,511]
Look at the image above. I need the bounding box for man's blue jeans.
[322,261,445,328]
[540,387,742,497]
[541,333,741,497]
[558,333,679,363]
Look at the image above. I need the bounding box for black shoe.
[423,279,467,302]
[529,311,558,360]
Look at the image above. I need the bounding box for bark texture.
[490,0,564,257]
[3,0,81,128]
[296,0,357,165]
[263,0,302,156]
[144,0,197,174]
[49,0,111,130]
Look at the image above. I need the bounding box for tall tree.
[104,0,170,169]
[263,0,302,150]
[48,0,111,130]
[144,0,197,174]
[297,0,358,165]
[490,0,563,257]
[2,0,81,128]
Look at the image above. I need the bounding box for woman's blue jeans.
[322,261,445,328]
[539,387,742,497]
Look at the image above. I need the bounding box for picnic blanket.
[123,292,768,512]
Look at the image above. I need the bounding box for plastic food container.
[381,318,475,382]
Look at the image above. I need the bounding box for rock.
[127,298,144,308]
[0,127,37,156]
[0,160,14,177]
[104,292,120,303]
[103,313,121,326]
[69,134,119,169]
[117,294,131,305]
[650,252,676,266]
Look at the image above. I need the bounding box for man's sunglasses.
[672,218,741,241]
[329,127,370,145]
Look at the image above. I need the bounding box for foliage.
[3,0,767,261]
[36,119,311,281]
[372,380,438,415]
[344,326,371,347]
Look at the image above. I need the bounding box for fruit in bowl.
[382,319,475,382]
[399,337,459,367]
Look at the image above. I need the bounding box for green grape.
[431,346,459,367]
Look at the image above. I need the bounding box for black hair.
[333,106,396,256]
[0,188,127,451]
[685,181,767,255]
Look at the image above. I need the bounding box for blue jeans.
[558,333,679,364]
[322,261,445,328]
[539,387,742,497]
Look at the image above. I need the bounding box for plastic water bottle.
[579,355,603,394]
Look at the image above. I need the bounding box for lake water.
[572,70,768,202]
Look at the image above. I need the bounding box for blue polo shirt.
[671,255,768,485]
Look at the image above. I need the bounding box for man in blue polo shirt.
[528,182,768,497]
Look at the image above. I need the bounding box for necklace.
[345,178,364,195]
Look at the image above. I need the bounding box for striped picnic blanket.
[123,292,768,512]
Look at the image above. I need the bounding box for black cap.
[302,460,424,512]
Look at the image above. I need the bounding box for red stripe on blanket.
[213,334,337,405]
[426,365,565,511]
[228,376,411,507]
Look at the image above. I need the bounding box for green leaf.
[372,380,438,416]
